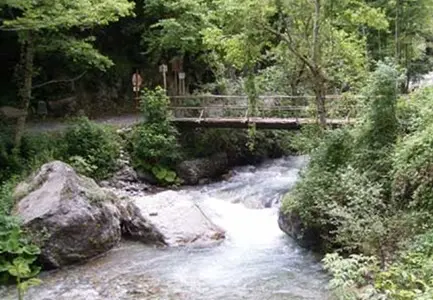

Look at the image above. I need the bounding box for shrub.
[375,230,433,299]
[281,62,401,254]
[289,124,325,154]
[0,216,41,296]
[130,87,182,184]
[0,179,17,215]
[323,253,379,299]
[393,123,433,211]
[64,117,120,180]
[0,182,41,296]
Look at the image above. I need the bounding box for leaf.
[22,245,41,256]
[19,277,42,293]
[165,171,177,183]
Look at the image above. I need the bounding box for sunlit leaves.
[1,0,134,31]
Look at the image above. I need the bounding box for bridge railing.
[169,94,360,121]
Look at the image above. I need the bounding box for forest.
[1,0,433,299]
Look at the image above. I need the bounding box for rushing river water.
[2,156,329,300]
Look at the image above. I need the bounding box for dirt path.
[25,114,143,133]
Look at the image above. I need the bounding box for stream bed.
[1,156,329,300]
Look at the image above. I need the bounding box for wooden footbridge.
[168,95,355,129]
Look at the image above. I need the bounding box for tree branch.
[263,24,315,71]
[32,71,87,90]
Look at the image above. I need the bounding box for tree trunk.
[311,0,326,127]
[14,32,34,150]
[315,79,327,126]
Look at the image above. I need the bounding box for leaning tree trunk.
[14,32,34,150]
[315,82,327,127]
[311,69,327,127]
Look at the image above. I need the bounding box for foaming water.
[1,156,329,300]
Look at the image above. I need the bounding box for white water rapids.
[1,156,330,300]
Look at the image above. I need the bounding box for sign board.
[178,72,186,80]
[132,72,143,92]
[159,64,168,73]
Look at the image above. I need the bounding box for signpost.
[132,70,143,109]
[178,72,186,95]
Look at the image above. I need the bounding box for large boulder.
[134,191,225,247]
[13,161,164,268]
[278,209,322,250]
[176,153,229,185]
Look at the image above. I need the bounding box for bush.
[0,182,41,294]
[178,128,294,165]
[375,230,433,299]
[0,216,41,294]
[393,123,433,211]
[63,117,120,180]
[1,130,62,183]
[0,179,17,215]
[130,87,182,184]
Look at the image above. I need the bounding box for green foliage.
[0,216,41,294]
[1,0,134,68]
[281,60,433,298]
[323,253,379,299]
[179,128,293,164]
[68,156,98,178]
[375,230,433,299]
[130,87,181,185]
[0,179,17,216]
[64,117,120,180]
[352,61,400,182]
[0,130,63,184]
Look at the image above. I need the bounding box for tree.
[0,0,134,147]
[367,0,433,91]
[262,0,388,126]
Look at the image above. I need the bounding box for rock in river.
[278,208,322,250]
[13,161,165,269]
[134,190,226,247]
[176,152,229,185]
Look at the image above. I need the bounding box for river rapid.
[2,156,329,300]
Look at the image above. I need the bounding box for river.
[2,156,329,300]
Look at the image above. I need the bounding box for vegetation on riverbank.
[281,62,433,298]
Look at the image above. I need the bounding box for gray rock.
[113,165,138,183]
[177,153,229,185]
[134,191,225,247]
[278,208,321,250]
[13,161,164,268]
[136,169,158,185]
[116,200,166,245]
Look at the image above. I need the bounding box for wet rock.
[136,169,158,185]
[114,165,138,182]
[13,161,164,268]
[117,200,166,245]
[278,209,321,250]
[177,153,229,185]
[134,191,226,247]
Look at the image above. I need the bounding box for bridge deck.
[172,117,351,129]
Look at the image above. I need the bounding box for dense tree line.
[1,0,433,145]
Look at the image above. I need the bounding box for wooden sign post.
[132,70,143,109]
[178,72,186,95]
